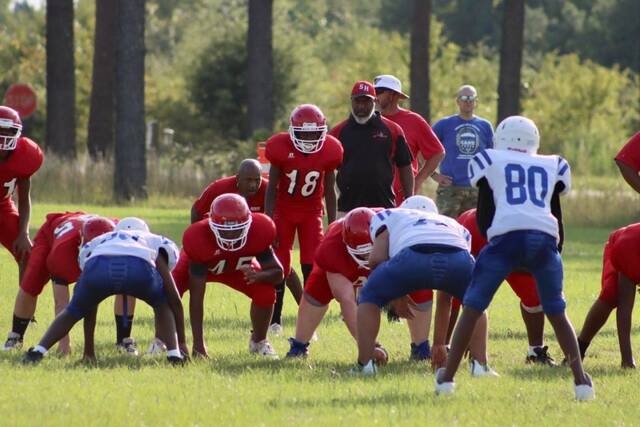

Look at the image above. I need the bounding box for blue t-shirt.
[432,115,494,186]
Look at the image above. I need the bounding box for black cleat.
[167,355,185,366]
[21,347,44,365]
[526,346,556,367]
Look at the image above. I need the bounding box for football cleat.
[268,323,283,337]
[469,358,500,377]
[2,331,23,351]
[249,338,279,359]
[167,355,186,366]
[575,374,595,401]
[349,360,377,376]
[116,337,139,356]
[21,347,44,365]
[146,337,167,356]
[410,340,431,361]
[434,368,455,395]
[526,346,557,367]
[285,338,309,358]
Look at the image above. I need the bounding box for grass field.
[0,203,639,426]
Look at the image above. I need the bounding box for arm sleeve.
[393,134,413,167]
[476,178,495,239]
[551,182,565,252]
[158,236,180,270]
[417,119,445,158]
[556,156,571,195]
[468,151,491,187]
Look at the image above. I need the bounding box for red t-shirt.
[385,108,444,202]
[265,132,343,214]
[0,137,44,204]
[192,175,268,220]
[182,213,276,276]
[614,131,640,171]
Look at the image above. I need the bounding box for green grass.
[0,203,638,426]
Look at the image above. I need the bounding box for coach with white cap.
[374,75,444,204]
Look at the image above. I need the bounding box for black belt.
[409,244,463,254]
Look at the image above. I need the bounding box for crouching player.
[172,193,284,358]
[351,199,477,375]
[576,223,640,368]
[436,116,593,400]
[3,213,139,355]
[457,208,556,365]
[286,207,433,361]
[22,218,186,365]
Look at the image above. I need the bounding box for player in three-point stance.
[351,199,478,375]
[435,116,594,401]
[22,218,186,365]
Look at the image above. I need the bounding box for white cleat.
[349,359,377,376]
[116,337,139,356]
[249,338,279,359]
[311,331,319,342]
[434,368,455,395]
[470,358,500,377]
[268,323,284,337]
[575,374,595,401]
[145,337,167,356]
[2,332,23,351]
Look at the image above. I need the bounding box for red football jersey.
[182,212,277,275]
[192,175,268,220]
[0,137,44,204]
[43,212,90,283]
[609,223,640,283]
[314,220,370,282]
[456,209,486,256]
[614,132,640,172]
[265,132,343,213]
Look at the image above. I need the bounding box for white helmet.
[400,195,438,214]
[115,217,150,233]
[494,116,540,155]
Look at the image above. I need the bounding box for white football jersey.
[78,230,179,271]
[468,149,571,241]
[369,208,471,258]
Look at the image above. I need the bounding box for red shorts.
[0,201,20,261]
[20,220,55,296]
[172,255,276,308]
[273,210,324,276]
[451,272,540,311]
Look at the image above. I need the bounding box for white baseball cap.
[373,74,409,99]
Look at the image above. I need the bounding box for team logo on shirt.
[372,131,387,139]
[288,152,295,159]
[455,125,481,155]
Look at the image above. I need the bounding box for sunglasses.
[458,95,477,102]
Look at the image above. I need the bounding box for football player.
[0,106,44,277]
[173,193,284,358]
[456,208,556,366]
[2,214,140,355]
[264,104,343,334]
[351,198,494,376]
[22,217,186,365]
[191,158,304,337]
[576,223,640,368]
[436,116,594,401]
[286,207,434,361]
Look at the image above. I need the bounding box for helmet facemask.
[0,118,21,151]
[346,243,372,269]
[289,123,327,154]
[209,216,252,251]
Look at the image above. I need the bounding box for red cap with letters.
[351,81,376,99]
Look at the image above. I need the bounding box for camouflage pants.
[435,185,478,218]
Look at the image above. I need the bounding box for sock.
[528,345,543,356]
[12,315,31,338]
[271,282,285,325]
[167,349,182,359]
[577,338,590,359]
[115,315,134,343]
[33,344,48,355]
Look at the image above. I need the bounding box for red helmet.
[0,106,22,150]
[288,104,327,154]
[209,193,252,251]
[82,216,116,245]
[342,207,375,268]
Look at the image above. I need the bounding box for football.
[373,344,389,366]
